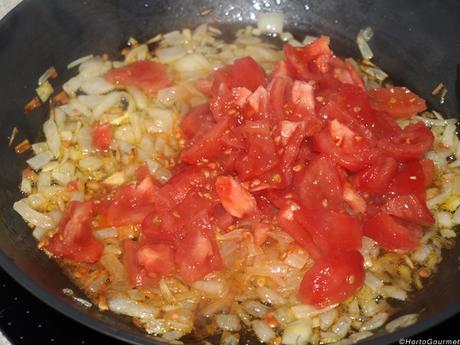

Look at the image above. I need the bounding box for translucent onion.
[282,318,312,345]
[256,12,284,34]
[13,199,55,230]
[216,314,241,332]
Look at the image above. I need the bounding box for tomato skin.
[378,122,434,162]
[352,157,398,197]
[47,201,103,264]
[383,194,434,226]
[92,123,112,151]
[298,250,365,307]
[363,212,421,252]
[294,156,344,211]
[367,87,427,118]
[215,176,257,218]
[105,60,171,96]
[386,161,426,201]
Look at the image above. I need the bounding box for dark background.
[0,268,458,345]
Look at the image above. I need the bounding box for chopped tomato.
[295,208,363,256]
[314,120,377,172]
[298,250,365,307]
[277,202,322,260]
[92,123,112,151]
[211,56,266,94]
[137,243,176,277]
[180,103,213,140]
[386,161,426,201]
[383,194,434,225]
[215,176,257,218]
[174,213,223,283]
[367,87,427,118]
[352,156,398,197]
[363,212,421,252]
[180,118,229,164]
[47,201,103,264]
[135,164,150,182]
[155,166,209,211]
[378,122,434,162]
[105,60,171,97]
[102,176,158,227]
[294,156,344,211]
[268,76,293,122]
[122,240,158,287]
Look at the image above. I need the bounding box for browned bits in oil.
[200,6,214,16]
[419,267,431,278]
[24,96,42,113]
[15,139,31,154]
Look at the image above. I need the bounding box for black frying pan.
[1,0,460,344]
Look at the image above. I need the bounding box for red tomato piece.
[386,161,426,201]
[180,118,229,164]
[156,166,209,211]
[367,87,427,118]
[378,122,434,162]
[105,61,171,97]
[135,163,150,182]
[137,243,176,277]
[352,156,398,197]
[92,123,112,151]
[314,120,377,172]
[295,208,363,256]
[252,222,272,246]
[47,201,103,264]
[215,176,257,218]
[122,240,158,287]
[298,250,365,307]
[180,103,213,140]
[277,202,322,260]
[294,156,344,210]
[174,213,223,283]
[363,212,421,252]
[268,76,293,122]
[383,194,434,225]
[211,205,234,231]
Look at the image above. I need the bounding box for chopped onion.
[174,53,211,73]
[256,286,286,306]
[43,119,61,158]
[108,295,158,319]
[80,77,115,95]
[32,226,49,240]
[282,318,312,345]
[242,300,270,318]
[192,280,226,296]
[356,27,374,60]
[156,46,187,64]
[385,314,418,333]
[67,54,94,69]
[251,320,275,343]
[38,66,57,85]
[256,12,284,34]
[35,81,54,102]
[94,227,118,240]
[382,285,407,301]
[13,199,54,230]
[27,151,53,171]
[216,314,241,332]
[360,312,389,331]
[79,156,103,171]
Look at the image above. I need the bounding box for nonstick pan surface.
[1,1,460,344]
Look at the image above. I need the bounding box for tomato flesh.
[47,201,103,264]
[92,123,112,151]
[367,87,427,118]
[105,60,171,97]
[298,250,365,307]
